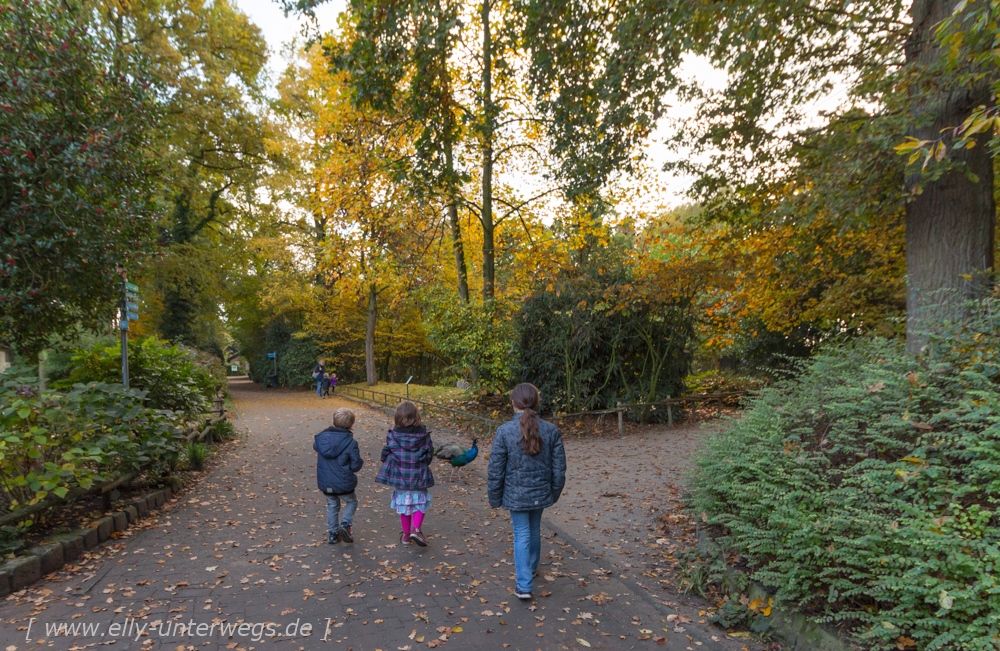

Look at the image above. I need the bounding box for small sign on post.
[118,274,139,388]
[124,283,139,322]
[405,375,414,399]
[266,352,277,387]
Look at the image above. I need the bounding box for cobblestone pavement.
[0,379,755,651]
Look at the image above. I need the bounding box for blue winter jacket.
[314,427,364,495]
[487,413,566,510]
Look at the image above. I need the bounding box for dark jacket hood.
[315,427,354,457]
[389,426,430,452]
[314,426,363,495]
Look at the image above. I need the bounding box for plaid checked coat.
[375,426,435,490]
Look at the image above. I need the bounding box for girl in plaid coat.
[376,401,434,546]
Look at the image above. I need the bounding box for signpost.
[405,375,414,400]
[119,275,140,388]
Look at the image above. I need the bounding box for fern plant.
[690,300,1000,650]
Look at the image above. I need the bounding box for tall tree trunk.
[435,0,469,303]
[365,283,378,386]
[313,204,327,286]
[480,0,496,300]
[445,138,470,302]
[904,0,996,353]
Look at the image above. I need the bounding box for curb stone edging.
[696,528,853,651]
[0,481,181,598]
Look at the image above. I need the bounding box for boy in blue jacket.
[314,408,364,544]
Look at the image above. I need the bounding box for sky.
[233,0,346,84]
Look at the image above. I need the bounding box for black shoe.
[328,530,340,544]
[515,590,533,601]
[340,525,354,543]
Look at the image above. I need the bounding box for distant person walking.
[487,383,566,601]
[330,373,338,394]
[321,372,332,397]
[376,401,435,547]
[312,360,326,398]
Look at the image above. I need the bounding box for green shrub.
[423,289,516,394]
[690,304,1000,650]
[517,253,693,414]
[247,319,320,388]
[184,443,208,471]
[0,377,184,512]
[57,337,221,420]
[0,525,24,556]
[211,419,235,440]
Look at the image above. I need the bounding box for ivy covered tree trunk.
[480,0,496,300]
[445,138,470,303]
[365,283,378,386]
[435,0,469,304]
[904,0,996,352]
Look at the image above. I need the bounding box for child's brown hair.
[333,408,355,429]
[394,401,423,428]
[511,383,542,455]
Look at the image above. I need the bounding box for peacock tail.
[435,439,479,467]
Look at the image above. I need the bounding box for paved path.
[0,380,747,651]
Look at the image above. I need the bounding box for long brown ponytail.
[511,383,542,456]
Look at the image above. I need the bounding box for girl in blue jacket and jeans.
[314,408,364,544]
[376,401,435,547]
[488,383,567,600]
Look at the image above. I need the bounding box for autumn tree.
[519,0,994,352]
[288,0,557,303]
[294,43,435,385]
[312,0,473,302]
[0,0,157,358]
[93,0,276,352]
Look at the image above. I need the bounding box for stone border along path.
[0,486,176,597]
[0,378,755,651]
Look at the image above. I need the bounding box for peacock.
[434,438,479,480]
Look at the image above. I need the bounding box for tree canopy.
[0,0,158,357]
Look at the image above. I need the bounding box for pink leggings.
[400,511,425,533]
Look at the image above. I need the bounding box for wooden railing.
[339,385,748,437]
[338,385,503,436]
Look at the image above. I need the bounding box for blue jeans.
[316,379,324,397]
[510,509,543,593]
[326,492,358,531]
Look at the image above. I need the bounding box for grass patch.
[341,382,472,404]
[184,442,208,471]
